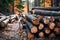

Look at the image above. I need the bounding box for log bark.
[26,21,38,33]
[26,14,39,25]
[32,7,60,11]
[34,10,60,16]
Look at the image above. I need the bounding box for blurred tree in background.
[0,0,14,13]
[0,0,24,14]
[17,0,24,10]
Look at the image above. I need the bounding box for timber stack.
[21,7,60,40]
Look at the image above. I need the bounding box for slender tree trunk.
[34,0,40,7]
[54,0,59,7]
[12,1,14,14]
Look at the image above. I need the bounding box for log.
[57,22,60,27]
[38,23,44,30]
[0,22,7,28]
[45,28,51,34]
[32,7,60,11]
[0,18,9,28]
[39,32,44,38]
[0,15,17,28]
[25,25,34,39]
[0,16,7,22]
[34,10,60,16]
[21,22,35,39]
[30,14,44,22]
[49,33,56,39]
[27,33,34,39]
[54,27,60,34]
[8,15,16,23]
[26,14,39,25]
[31,26,38,33]
[43,18,50,24]
[20,22,34,39]
[26,21,38,33]
[49,22,55,30]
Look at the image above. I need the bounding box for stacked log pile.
[21,7,60,40]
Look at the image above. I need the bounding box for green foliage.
[40,0,43,4]
[17,0,24,10]
[0,0,14,12]
[0,0,24,12]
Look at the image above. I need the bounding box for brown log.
[49,22,55,30]
[58,18,60,22]
[44,18,50,24]
[57,22,60,27]
[26,21,38,33]
[32,19,39,25]
[54,27,60,34]
[38,23,44,30]
[49,33,56,39]
[31,26,38,33]
[39,32,44,38]
[0,22,7,28]
[27,33,34,39]
[26,14,39,25]
[45,28,51,34]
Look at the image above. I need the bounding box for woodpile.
[0,7,60,40]
[21,14,60,39]
[21,7,60,39]
[0,15,19,30]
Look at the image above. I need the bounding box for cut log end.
[31,26,38,33]
[27,33,34,39]
[38,23,44,30]
[39,32,44,38]
[44,18,50,24]
[49,22,55,30]
[45,28,51,34]
[0,22,7,28]
[49,33,56,38]
[54,27,60,34]
[57,22,60,27]
[32,19,39,25]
